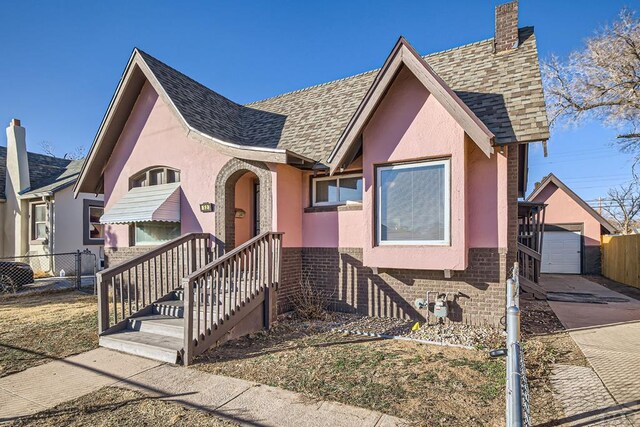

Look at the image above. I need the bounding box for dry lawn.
[10,386,237,427]
[0,290,98,377]
[194,320,506,426]
[519,297,589,425]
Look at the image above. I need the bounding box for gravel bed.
[278,312,504,349]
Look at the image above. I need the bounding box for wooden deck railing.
[96,232,212,334]
[182,232,282,365]
[517,242,542,284]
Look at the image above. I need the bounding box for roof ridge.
[136,48,246,111]
[245,68,378,106]
[0,145,72,163]
[246,27,535,107]
[245,33,503,106]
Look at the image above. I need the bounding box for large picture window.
[312,173,363,206]
[376,159,450,245]
[134,222,181,246]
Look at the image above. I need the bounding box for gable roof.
[0,146,76,201]
[75,49,315,195]
[76,27,549,194]
[527,173,616,234]
[328,36,495,173]
[249,27,549,163]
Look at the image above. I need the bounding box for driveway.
[540,274,640,329]
[539,275,640,426]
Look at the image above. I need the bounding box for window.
[83,200,105,245]
[31,203,47,241]
[88,207,104,240]
[376,159,450,245]
[131,167,180,188]
[133,222,181,246]
[312,173,363,206]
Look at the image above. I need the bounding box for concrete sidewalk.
[540,275,640,426]
[0,348,405,426]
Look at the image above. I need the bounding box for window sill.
[304,203,362,213]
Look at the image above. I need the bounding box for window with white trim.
[312,173,363,206]
[131,166,180,188]
[133,222,181,246]
[31,203,47,241]
[376,159,450,245]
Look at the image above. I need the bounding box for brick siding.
[104,246,154,268]
[280,247,508,326]
[495,1,519,52]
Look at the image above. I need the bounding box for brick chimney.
[495,0,519,53]
[5,118,30,193]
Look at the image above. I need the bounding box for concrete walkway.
[0,348,405,426]
[540,275,640,426]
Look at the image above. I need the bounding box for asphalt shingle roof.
[248,28,549,162]
[0,146,79,200]
[139,27,550,165]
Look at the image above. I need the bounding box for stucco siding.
[361,68,465,271]
[103,81,232,248]
[52,186,104,259]
[531,182,602,247]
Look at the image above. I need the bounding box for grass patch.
[0,290,98,377]
[193,321,506,426]
[522,332,588,425]
[10,386,237,426]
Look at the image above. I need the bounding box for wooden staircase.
[96,232,282,365]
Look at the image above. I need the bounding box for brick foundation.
[104,246,155,268]
[280,247,508,326]
[278,247,302,313]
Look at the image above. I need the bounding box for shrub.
[289,270,332,320]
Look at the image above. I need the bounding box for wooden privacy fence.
[602,234,640,289]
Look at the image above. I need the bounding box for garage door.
[541,231,581,274]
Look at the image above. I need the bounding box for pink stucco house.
[75,1,550,363]
[527,173,615,275]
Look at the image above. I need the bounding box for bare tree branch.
[542,9,640,156]
[38,140,86,160]
[601,179,640,234]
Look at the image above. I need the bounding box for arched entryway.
[215,158,272,254]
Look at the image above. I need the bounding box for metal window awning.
[100,182,181,224]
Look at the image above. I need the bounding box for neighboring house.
[75,0,549,328]
[527,173,615,275]
[0,119,104,268]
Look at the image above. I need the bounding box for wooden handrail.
[184,231,283,281]
[517,242,541,261]
[97,232,212,334]
[100,232,210,278]
[182,231,282,365]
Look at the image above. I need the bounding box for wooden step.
[99,330,183,364]
[128,314,184,339]
[153,300,184,317]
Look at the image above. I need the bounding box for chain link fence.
[491,262,531,427]
[0,250,97,295]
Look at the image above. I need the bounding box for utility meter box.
[433,298,449,318]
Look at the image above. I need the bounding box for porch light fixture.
[199,202,214,213]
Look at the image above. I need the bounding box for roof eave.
[527,173,617,234]
[75,50,309,198]
[327,37,495,175]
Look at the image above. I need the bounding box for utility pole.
[598,197,602,215]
